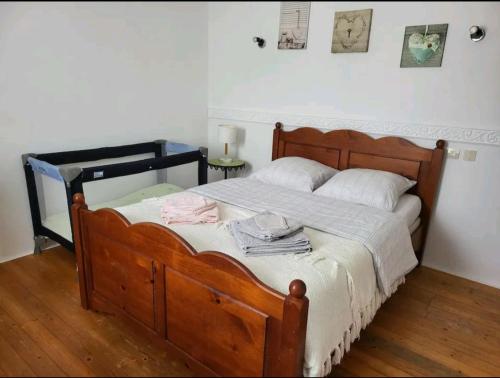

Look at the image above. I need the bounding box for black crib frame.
[22,140,208,253]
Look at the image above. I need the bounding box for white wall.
[208,2,500,288]
[0,2,208,262]
[1,2,498,289]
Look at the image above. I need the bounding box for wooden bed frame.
[71,124,445,377]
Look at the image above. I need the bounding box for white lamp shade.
[218,125,238,144]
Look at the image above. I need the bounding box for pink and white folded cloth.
[161,192,219,225]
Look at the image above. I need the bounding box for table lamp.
[218,125,238,163]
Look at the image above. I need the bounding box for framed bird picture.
[331,9,373,53]
[277,2,311,50]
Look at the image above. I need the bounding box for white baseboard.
[0,250,32,264]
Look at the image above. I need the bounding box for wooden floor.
[0,247,498,377]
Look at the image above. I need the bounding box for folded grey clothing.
[237,211,304,241]
[228,220,312,256]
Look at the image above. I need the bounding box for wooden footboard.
[71,193,308,377]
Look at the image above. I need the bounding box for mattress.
[113,189,416,376]
[43,186,422,244]
[394,193,422,230]
[41,183,184,241]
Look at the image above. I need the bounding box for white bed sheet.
[114,194,405,377]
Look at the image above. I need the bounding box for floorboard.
[0,246,498,377]
[0,331,36,377]
[0,306,66,377]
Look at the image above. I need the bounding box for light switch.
[463,150,477,161]
[447,148,460,159]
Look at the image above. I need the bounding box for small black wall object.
[253,36,266,48]
[469,26,485,42]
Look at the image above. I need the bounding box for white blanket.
[114,189,409,377]
[190,178,417,296]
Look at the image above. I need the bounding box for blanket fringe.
[321,276,405,377]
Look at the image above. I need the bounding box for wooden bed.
[71,124,445,377]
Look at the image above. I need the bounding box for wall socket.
[463,150,477,161]
[447,148,460,159]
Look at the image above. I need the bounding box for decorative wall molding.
[209,107,500,146]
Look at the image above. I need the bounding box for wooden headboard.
[272,122,445,262]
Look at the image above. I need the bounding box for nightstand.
[208,159,246,179]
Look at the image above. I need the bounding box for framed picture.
[400,24,448,68]
[331,9,373,53]
[277,2,311,50]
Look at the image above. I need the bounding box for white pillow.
[250,157,338,192]
[313,168,416,211]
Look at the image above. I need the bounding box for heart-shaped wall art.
[408,33,440,64]
[331,9,372,53]
[336,14,366,49]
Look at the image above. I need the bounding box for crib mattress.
[42,183,184,242]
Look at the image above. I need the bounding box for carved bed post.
[278,279,309,377]
[415,139,446,263]
[71,193,89,309]
[272,122,284,160]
